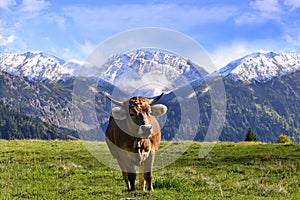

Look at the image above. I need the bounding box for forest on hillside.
[0,101,72,140]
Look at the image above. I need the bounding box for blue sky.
[1,0,300,68]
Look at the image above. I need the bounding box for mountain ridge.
[96,50,208,96]
[0,50,299,142]
[1,51,300,86]
[213,51,300,83]
[0,52,80,81]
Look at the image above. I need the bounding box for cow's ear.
[151,104,167,116]
[112,107,126,120]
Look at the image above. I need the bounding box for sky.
[1,0,300,68]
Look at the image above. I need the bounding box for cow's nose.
[138,125,153,138]
[141,124,152,131]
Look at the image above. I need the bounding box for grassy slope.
[0,140,299,199]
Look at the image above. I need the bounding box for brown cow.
[105,93,167,191]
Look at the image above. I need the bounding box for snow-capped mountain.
[100,50,208,95]
[214,52,300,83]
[0,52,80,81]
[102,50,207,82]
[2,50,300,87]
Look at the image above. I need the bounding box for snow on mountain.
[0,52,80,81]
[100,50,208,96]
[3,50,299,90]
[214,52,300,83]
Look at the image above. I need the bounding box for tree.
[277,134,292,144]
[245,127,257,141]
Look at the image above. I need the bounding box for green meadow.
[0,140,299,199]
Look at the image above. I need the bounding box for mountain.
[158,52,300,142]
[100,50,208,96]
[0,50,299,142]
[0,99,73,140]
[0,50,208,96]
[219,71,300,142]
[102,50,207,83]
[213,52,300,83]
[0,70,77,132]
[1,51,299,85]
[0,52,80,81]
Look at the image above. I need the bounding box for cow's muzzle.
[138,125,153,138]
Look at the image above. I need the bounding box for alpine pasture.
[0,140,299,199]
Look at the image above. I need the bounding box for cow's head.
[107,93,167,138]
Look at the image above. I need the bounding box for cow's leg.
[144,171,153,191]
[143,151,155,191]
[139,165,146,191]
[118,158,136,192]
[127,172,136,191]
[121,171,130,190]
[119,160,131,191]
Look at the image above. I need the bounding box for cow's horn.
[105,92,124,106]
[150,93,164,105]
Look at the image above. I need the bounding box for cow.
[105,93,167,191]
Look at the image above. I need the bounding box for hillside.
[152,71,300,142]
[0,101,72,140]
[0,51,299,142]
[0,70,75,128]
[220,71,300,142]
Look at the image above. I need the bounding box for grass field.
[0,140,299,199]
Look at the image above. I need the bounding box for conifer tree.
[245,127,257,141]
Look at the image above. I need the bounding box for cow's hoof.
[128,188,136,192]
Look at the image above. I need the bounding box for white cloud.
[236,0,283,24]
[209,41,270,69]
[0,34,15,46]
[44,13,67,30]
[284,0,300,10]
[250,0,282,13]
[62,4,238,33]
[115,72,173,97]
[75,40,97,58]
[0,0,16,11]
[56,40,97,62]
[284,34,300,46]
[235,12,261,25]
[19,0,51,12]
